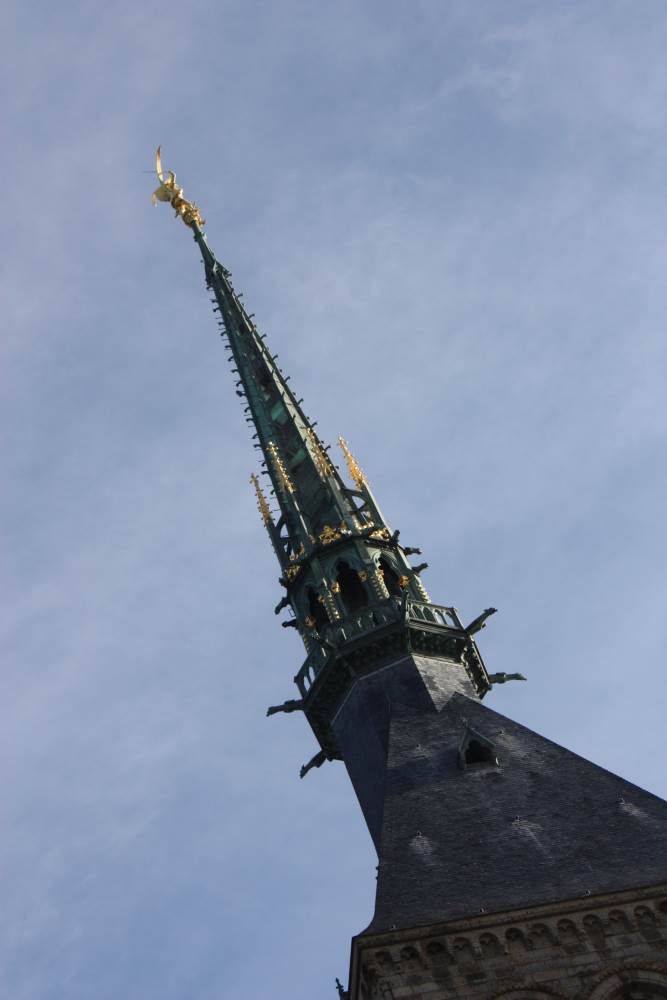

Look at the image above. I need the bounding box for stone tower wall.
[349,884,667,1000]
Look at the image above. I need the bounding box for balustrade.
[294,600,464,696]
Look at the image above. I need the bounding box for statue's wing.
[155,145,165,182]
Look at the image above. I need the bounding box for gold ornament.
[267,441,295,495]
[307,428,333,479]
[250,474,272,527]
[152,146,205,227]
[338,437,367,488]
[370,527,391,541]
[319,524,341,546]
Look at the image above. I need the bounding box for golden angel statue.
[152,146,205,227]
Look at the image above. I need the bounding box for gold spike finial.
[267,441,295,495]
[151,145,205,227]
[250,473,273,527]
[338,437,367,488]
[306,428,333,480]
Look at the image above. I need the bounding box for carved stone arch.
[529,922,557,948]
[451,936,476,962]
[556,917,583,948]
[399,944,423,970]
[505,926,531,958]
[583,913,607,950]
[608,909,633,933]
[635,905,658,926]
[424,938,451,963]
[586,963,667,1000]
[479,931,505,957]
[635,906,661,941]
[373,949,394,970]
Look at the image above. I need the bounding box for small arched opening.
[336,561,368,615]
[307,587,329,630]
[379,556,403,597]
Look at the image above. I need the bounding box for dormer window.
[465,740,495,766]
[459,726,498,770]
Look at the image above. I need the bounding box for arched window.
[583,913,606,950]
[505,927,529,957]
[379,556,402,597]
[307,587,328,630]
[529,923,555,948]
[479,932,504,958]
[425,940,448,960]
[336,561,368,615]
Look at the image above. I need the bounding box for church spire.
[152,148,491,763]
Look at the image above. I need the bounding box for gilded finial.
[338,437,367,488]
[267,441,295,495]
[250,473,273,527]
[152,146,205,227]
[307,429,333,479]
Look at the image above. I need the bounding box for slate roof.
[367,693,667,933]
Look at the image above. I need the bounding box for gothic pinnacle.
[338,437,367,488]
[250,473,273,527]
[266,441,295,495]
[307,428,334,480]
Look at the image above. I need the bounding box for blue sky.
[3,2,667,998]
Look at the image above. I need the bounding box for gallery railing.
[294,599,464,697]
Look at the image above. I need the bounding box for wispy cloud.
[3,2,667,997]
